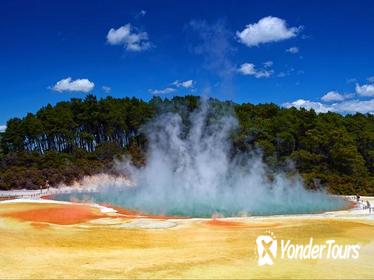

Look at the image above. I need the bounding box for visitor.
[356,194,360,202]
[367,201,371,214]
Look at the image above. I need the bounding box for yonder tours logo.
[256,232,360,266]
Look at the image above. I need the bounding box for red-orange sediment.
[3,204,105,225]
[205,219,246,227]
[204,218,281,229]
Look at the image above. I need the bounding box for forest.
[1,94,374,195]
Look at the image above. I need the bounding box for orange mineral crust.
[204,218,247,227]
[2,203,105,225]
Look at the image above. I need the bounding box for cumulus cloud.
[286,46,299,54]
[284,99,331,113]
[285,98,374,114]
[238,63,256,75]
[0,125,6,133]
[102,86,111,93]
[106,23,151,52]
[173,80,194,89]
[286,80,374,114]
[238,63,273,78]
[52,77,95,93]
[148,87,176,95]
[333,99,374,114]
[149,79,195,95]
[321,91,346,102]
[236,16,300,47]
[263,61,273,68]
[367,76,374,83]
[356,83,374,97]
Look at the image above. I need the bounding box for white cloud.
[367,76,374,83]
[238,63,256,75]
[149,79,194,95]
[254,70,273,78]
[236,16,300,47]
[356,83,374,97]
[173,80,194,89]
[286,81,374,114]
[286,46,299,54]
[0,125,6,132]
[102,86,111,93]
[333,99,374,114]
[238,63,273,78]
[106,23,151,52]
[285,98,374,114]
[284,99,331,113]
[321,91,346,102]
[52,77,94,93]
[263,61,273,68]
[148,87,176,95]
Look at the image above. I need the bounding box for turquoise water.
[52,189,348,218]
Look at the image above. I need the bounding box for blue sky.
[1,0,374,129]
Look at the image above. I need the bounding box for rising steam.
[56,100,346,217]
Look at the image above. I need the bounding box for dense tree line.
[1,95,153,154]
[1,95,374,195]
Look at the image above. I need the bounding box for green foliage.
[1,95,374,195]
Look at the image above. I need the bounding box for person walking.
[367,200,371,214]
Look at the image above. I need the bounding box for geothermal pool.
[53,103,348,218]
[52,190,347,218]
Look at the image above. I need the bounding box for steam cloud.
[56,100,346,217]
